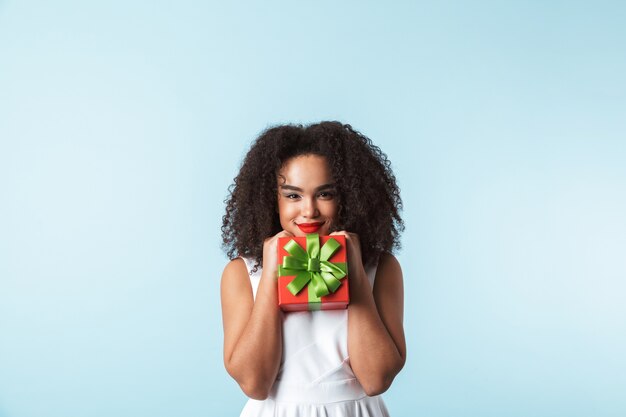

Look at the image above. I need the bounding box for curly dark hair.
[221,121,404,270]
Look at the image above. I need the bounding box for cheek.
[324,201,339,219]
[277,200,296,220]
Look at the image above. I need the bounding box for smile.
[297,222,324,234]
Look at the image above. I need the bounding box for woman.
[221,121,406,416]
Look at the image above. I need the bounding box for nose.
[301,196,319,219]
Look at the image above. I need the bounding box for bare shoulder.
[374,253,403,284]
[221,258,252,299]
[222,257,249,279]
[373,253,404,309]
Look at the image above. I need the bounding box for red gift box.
[277,234,349,312]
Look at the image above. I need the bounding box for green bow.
[278,234,347,302]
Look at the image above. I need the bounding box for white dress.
[239,257,390,417]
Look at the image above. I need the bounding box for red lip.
[297,222,323,233]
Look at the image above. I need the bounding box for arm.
[220,232,292,399]
[344,239,406,396]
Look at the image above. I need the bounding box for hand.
[262,230,295,277]
[329,230,365,277]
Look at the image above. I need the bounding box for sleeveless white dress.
[239,257,390,417]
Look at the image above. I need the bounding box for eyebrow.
[279,183,336,192]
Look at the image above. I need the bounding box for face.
[277,154,338,237]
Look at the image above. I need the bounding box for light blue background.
[1,1,625,416]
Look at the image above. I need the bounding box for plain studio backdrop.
[1,1,625,416]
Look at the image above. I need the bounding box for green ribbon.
[278,234,347,305]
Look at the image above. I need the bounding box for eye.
[285,193,301,200]
[318,191,335,199]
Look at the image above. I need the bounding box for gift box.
[277,234,349,312]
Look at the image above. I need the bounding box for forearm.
[348,268,405,395]
[227,273,282,398]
